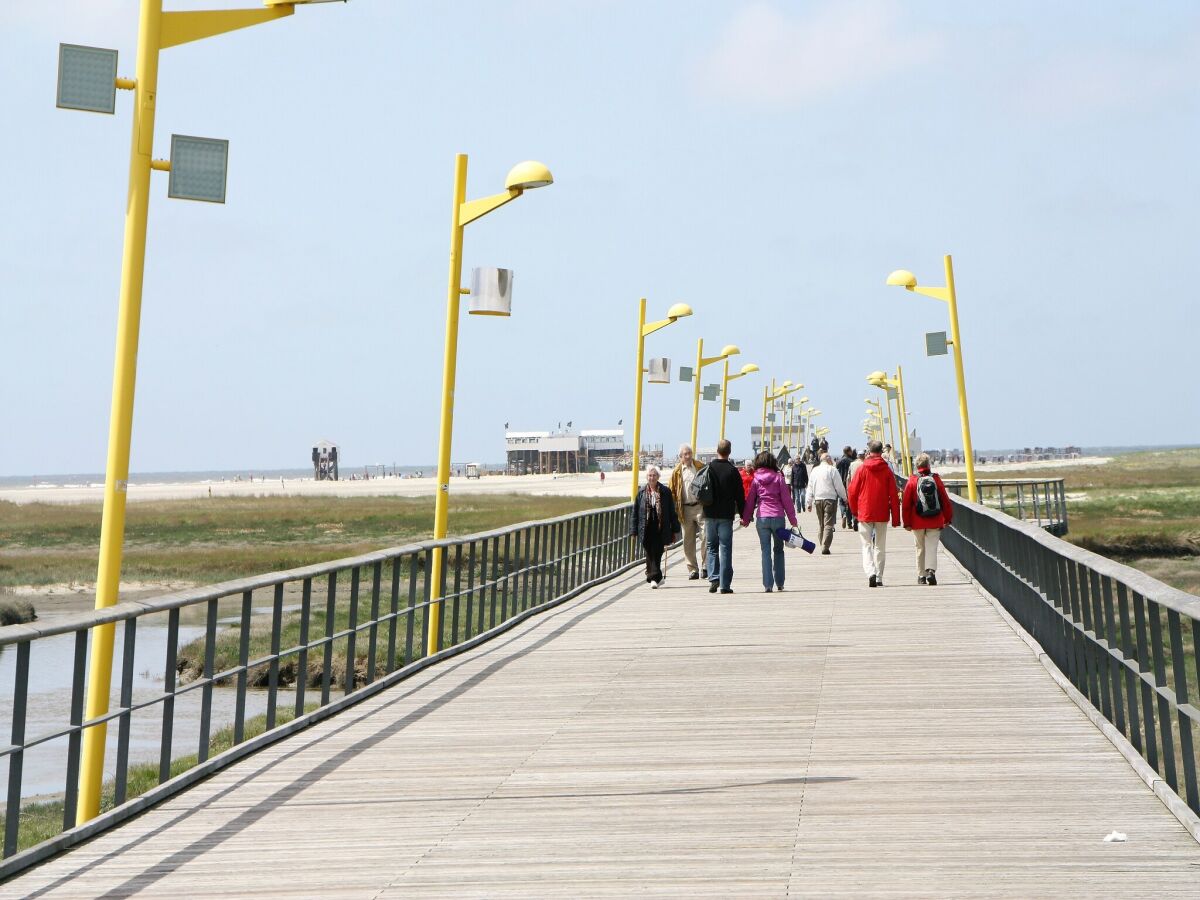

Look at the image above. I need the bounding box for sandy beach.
[0,456,1114,505]
[0,471,637,505]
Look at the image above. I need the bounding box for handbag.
[775,526,816,554]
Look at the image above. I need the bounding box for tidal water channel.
[0,604,292,801]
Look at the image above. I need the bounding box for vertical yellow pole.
[884,390,897,456]
[760,384,769,453]
[427,154,469,657]
[944,254,978,502]
[78,0,163,825]
[630,298,647,501]
[767,379,776,449]
[718,357,729,443]
[896,365,912,476]
[689,337,703,451]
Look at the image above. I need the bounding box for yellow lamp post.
[799,407,820,452]
[761,379,787,450]
[867,369,913,475]
[689,341,739,451]
[631,299,693,500]
[428,155,555,656]
[887,255,977,501]
[719,361,758,442]
[63,0,345,826]
[763,381,803,451]
[784,395,807,450]
[865,397,894,453]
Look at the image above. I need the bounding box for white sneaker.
[651,582,659,589]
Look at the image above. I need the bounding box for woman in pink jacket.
[741,451,798,592]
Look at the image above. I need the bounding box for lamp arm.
[910,285,951,302]
[641,317,675,336]
[459,189,521,226]
[160,7,294,49]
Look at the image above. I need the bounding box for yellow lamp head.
[666,302,693,320]
[886,269,917,289]
[739,363,759,375]
[720,344,740,357]
[780,380,793,389]
[797,396,808,404]
[505,160,554,191]
[866,370,887,386]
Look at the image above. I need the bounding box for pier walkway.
[6,513,1198,897]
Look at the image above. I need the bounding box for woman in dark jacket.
[630,466,680,587]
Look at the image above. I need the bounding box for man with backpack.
[702,439,745,594]
[669,444,707,580]
[901,452,955,585]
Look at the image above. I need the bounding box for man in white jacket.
[807,453,848,555]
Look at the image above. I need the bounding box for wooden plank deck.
[6,513,1199,897]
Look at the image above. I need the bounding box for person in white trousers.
[847,441,901,588]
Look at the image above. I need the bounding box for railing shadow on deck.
[942,494,1200,825]
[0,502,640,880]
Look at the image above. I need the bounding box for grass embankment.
[0,493,615,588]
[2,704,317,855]
[0,597,36,625]
[981,448,1200,595]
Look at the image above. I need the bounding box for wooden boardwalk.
[6,514,1199,897]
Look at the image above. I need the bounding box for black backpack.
[689,465,714,505]
[915,474,941,517]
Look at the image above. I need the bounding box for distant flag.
[504,422,509,429]
[566,421,572,429]
[617,418,623,425]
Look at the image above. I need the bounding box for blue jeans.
[756,516,786,590]
[705,518,734,590]
[792,486,806,512]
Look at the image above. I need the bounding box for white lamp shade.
[647,358,671,384]
[469,267,513,316]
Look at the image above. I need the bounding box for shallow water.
[0,616,289,800]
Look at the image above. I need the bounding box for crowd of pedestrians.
[629,433,956,592]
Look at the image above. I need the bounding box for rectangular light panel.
[57,44,118,114]
[727,399,740,412]
[169,135,229,203]
[925,330,949,357]
[678,366,694,383]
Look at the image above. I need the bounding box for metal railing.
[942,495,1199,820]
[943,478,1068,535]
[0,502,638,877]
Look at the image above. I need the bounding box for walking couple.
[697,440,800,594]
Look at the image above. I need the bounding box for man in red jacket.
[848,440,901,587]
[901,452,955,585]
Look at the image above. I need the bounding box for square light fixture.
[925,330,948,357]
[57,44,118,114]
[727,398,740,412]
[703,384,721,401]
[169,135,229,203]
[886,386,898,401]
[678,366,694,383]
[647,358,671,384]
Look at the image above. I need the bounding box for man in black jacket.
[703,439,745,594]
[789,456,809,513]
[836,446,856,530]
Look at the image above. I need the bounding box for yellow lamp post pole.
[719,361,758,443]
[428,155,554,657]
[761,379,775,451]
[630,299,693,500]
[75,0,339,826]
[895,364,912,473]
[887,255,977,501]
[689,340,739,451]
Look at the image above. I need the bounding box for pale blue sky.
[3,1,1198,474]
